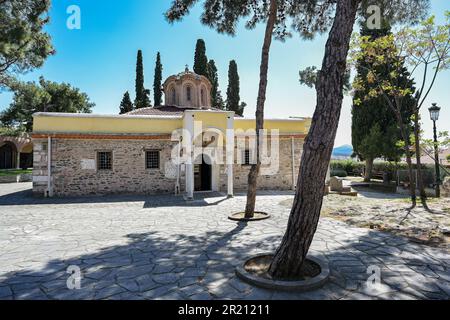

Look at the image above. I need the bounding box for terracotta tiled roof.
[124,106,241,116]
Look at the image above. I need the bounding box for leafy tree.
[0,77,94,132]
[351,25,414,182]
[405,14,450,205]
[153,52,163,106]
[350,12,449,207]
[207,59,224,109]
[226,60,245,116]
[119,91,134,114]
[135,50,151,108]
[0,0,54,89]
[193,39,208,77]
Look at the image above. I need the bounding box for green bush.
[330,160,364,176]
[330,169,347,177]
[330,160,445,183]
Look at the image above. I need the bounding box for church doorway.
[194,155,212,191]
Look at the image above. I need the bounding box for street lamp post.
[428,103,441,198]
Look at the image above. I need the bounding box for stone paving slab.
[0,183,448,300]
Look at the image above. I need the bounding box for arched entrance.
[0,142,18,169]
[194,154,212,191]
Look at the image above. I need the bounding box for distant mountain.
[332,145,353,159]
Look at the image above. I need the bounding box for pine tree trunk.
[244,0,277,218]
[364,158,374,182]
[413,111,427,206]
[268,0,360,279]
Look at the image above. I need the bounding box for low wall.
[443,177,450,198]
[0,173,32,184]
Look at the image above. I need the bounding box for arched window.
[186,86,191,101]
[171,88,176,105]
[201,89,205,106]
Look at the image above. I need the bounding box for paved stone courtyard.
[0,183,448,300]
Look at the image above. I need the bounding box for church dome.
[163,66,212,109]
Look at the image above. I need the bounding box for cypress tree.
[153,52,163,106]
[119,91,133,114]
[226,60,244,116]
[207,60,224,109]
[193,39,208,77]
[135,50,151,108]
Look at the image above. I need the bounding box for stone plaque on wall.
[81,159,96,170]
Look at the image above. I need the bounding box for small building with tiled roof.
[31,67,311,199]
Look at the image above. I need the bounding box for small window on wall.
[243,150,251,166]
[97,151,112,170]
[186,86,191,101]
[146,150,160,169]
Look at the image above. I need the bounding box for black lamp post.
[428,103,441,198]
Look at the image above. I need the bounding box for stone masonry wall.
[33,137,304,197]
[219,138,303,192]
[33,138,184,197]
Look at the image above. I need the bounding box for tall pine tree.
[226,60,244,116]
[119,91,133,114]
[153,52,163,106]
[352,25,415,181]
[135,50,151,109]
[193,39,208,77]
[207,60,224,109]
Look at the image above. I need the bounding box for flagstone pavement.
[0,183,448,300]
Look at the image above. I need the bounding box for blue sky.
[1,0,449,147]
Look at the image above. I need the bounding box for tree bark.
[364,158,374,182]
[413,111,427,206]
[244,0,277,218]
[396,115,417,207]
[268,0,360,279]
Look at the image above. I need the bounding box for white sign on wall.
[81,159,96,170]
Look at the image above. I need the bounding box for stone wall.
[33,138,184,197]
[220,138,303,192]
[33,137,304,197]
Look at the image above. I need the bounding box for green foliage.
[135,50,151,109]
[226,60,244,116]
[193,39,208,77]
[0,0,54,89]
[166,1,429,40]
[119,91,133,114]
[299,66,352,94]
[0,169,32,177]
[0,78,94,132]
[153,52,163,106]
[447,154,450,162]
[350,26,416,166]
[422,131,450,154]
[330,160,365,176]
[0,126,23,137]
[330,169,348,178]
[207,59,224,109]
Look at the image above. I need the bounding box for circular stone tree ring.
[228,212,271,222]
[235,253,330,292]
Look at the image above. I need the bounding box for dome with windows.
[163,66,212,109]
